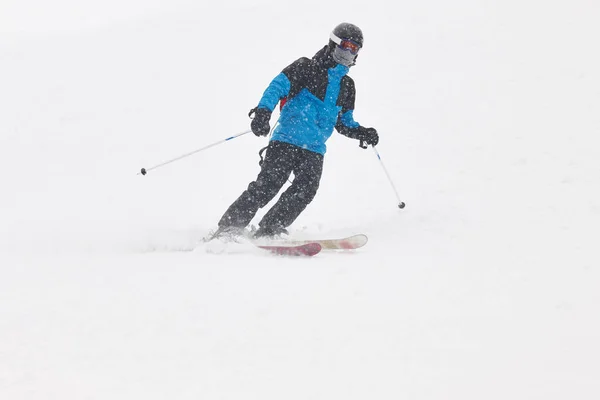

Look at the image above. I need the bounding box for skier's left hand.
[358,127,379,147]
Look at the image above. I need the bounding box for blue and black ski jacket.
[256,46,365,155]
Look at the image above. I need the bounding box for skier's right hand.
[249,107,272,137]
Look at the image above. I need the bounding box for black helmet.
[330,23,363,48]
[329,23,363,67]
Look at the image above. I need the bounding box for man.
[215,22,379,239]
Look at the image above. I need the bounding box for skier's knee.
[247,181,281,207]
[300,183,319,204]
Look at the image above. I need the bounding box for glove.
[357,127,379,147]
[249,107,272,137]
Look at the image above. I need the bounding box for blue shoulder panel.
[257,73,291,111]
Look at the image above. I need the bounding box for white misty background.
[1,1,599,399]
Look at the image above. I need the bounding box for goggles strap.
[330,32,342,45]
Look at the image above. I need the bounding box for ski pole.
[372,146,406,209]
[138,129,251,175]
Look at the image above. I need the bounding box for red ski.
[264,234,368,250]
[256,242,322,257]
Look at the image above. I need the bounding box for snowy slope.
[1,1,599,399]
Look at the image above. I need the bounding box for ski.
[259,234,368,250]
[256,242,322,257]
[312,233,368,250]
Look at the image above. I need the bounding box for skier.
[214,22,379,239]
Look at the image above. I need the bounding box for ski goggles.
[339,39,361,54]
[330,32,361,55]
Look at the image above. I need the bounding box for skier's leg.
[257,148,323,234]
[217,141,294,229]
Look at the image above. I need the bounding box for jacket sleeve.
[257,72,291,112]
[335,77,363,139]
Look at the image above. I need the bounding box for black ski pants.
[218,140,323,230]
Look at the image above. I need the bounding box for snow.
[1,1,600,399]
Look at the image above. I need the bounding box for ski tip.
[335,234,368,250]
[298,242,322,256]
[355,233,368,242]
[357,234,368,247]
[258,242,322,257]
